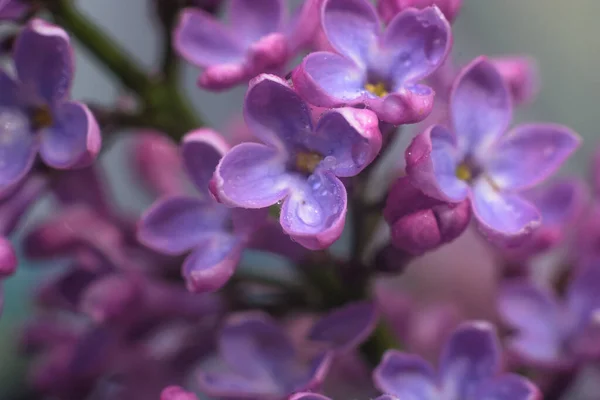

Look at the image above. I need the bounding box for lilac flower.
[291,393,396,400]
[138,129,261,292]
[214,74,382,249]
[374,321,540,400]
[174,0,313,90]
[498,266,600,369]
[197,311,332,399]
[406,57,580,245]
[292,0,451,125]
[0,0,28,20]
[377,0,463,24]
[0,19,101,192]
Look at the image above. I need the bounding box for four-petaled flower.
[405,57,580,245]
[0,19,101,193]
[213,74,382,249]
[292,0,451,125]
[374,321,540,400]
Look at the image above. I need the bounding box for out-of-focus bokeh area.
[1,0,598,396]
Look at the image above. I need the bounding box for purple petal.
[14,19,73,104]
[0,109,36,191]
[377,0,463,24]
[474,374,541,400]
[227,0,284,45]
[138,196,228,255]
[219,312,295,380]
[498,281,564,367]
[292,51,365,108]
[311,108,382,177]
[246,32,288,74]
[0,70,18,108]
[322,0,381,67]
[290,394,331,400]
[308,301,378,351]
[0,175,46,235]
[525,178,587,229]
[198,371,279,399]
[0,237,17,278]
[367,84,436,125]
[182,233,242,293]
[197,63,249,91]
[451,57,512,157]
[160,386,199,400]
[372,350,437,399]
[470,180,541,245]
[439,321,501,399]
[244,74,313,148]
[174,8,245,67]
[491,56,539,105]
[566,266,600,335]
[181,129,229,194]
[405,125,468,202]
[40,101,101,169]
[486,124,580,191]
[52,167,111,217]
[280,171,347,249]
[383,7,452,85]
[214,142,289,208]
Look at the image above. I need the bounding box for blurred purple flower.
[406,57,580,246]
[292,0,451,125]
[291,393,396,400]
[0,0,29,20]
[197,311,332,399]
[499,266,600,369]
[161,386,199,400]
[0,19,101,192]
[214,74,381,249]
[374,321,540,400]
[491,56,539,106]
[377,0,463,24]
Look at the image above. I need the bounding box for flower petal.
[405,125,468,202]
[215,142,289,208]
[372,350,437,400]
[227,0,284,45]
[52,167,111,217]
[40,101,101,169]
[470,180,541,245]
[440,321,501,399]
[366,84,436,125]
[160,386,199,400]
[474,374,540,400]
[197,63,248,91]
[525,178,586,229]
[292,51,365,108]
[383,7,452,84]
[498,281,564,367]
[0,175,46,235]
[174,8,245,67]
[280,171,347,250]
[451,57,512,158]
[0,109,36,192]
[244,74,313,149]
[181,129,229,194]
[322,0,381,67]
[0,237,17,278]
[182,233,242,293]
[138,196,228,255]
[308,301,378,351]
[310,108,381,177]
[290,394,330,400]
[566,266,600,335]
[14,19,73,104]
[198,371,279,399]
[486,124,580,191]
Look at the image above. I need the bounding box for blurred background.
[1,0,599,396]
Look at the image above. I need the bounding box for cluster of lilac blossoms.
[1,0,598,399]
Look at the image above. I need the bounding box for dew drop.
[296,200,322,226]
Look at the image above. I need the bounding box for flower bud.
[384,176,471,255]
[377,0,462,24]
[491,56,539,105]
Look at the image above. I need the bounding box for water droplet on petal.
[296,199,322,226]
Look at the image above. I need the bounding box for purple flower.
[406,57,580,245]
[0,0,29,20]
[138,129,261,292]
[214,74,382,249]
[197,312,332,399]
[291,394,396,400]
[384,175,471,255]
[374,321,540,400]
[161,386,199,400]
[292,0,451,125]
[174,0,294,90]
[0,19,101,192]
[377,0,463,24]
[498,266,600,369]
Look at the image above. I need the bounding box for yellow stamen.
[365,82,388,98]
[296,151,323,174]
[31,106,53,130]
[455,163,472,181]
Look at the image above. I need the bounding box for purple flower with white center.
[197,311,332,399]
[214,74,382,249]
[291,393,396,400]
[498,266,600,369]
[174,0,298,90]
[0,19,101,193]
[406,57,580,245]
[374,321,540,400]
[291,0,451,125]
[138,129,260,293]
[377,0,463,24]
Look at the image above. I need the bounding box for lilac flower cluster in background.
[0,0,597,399]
